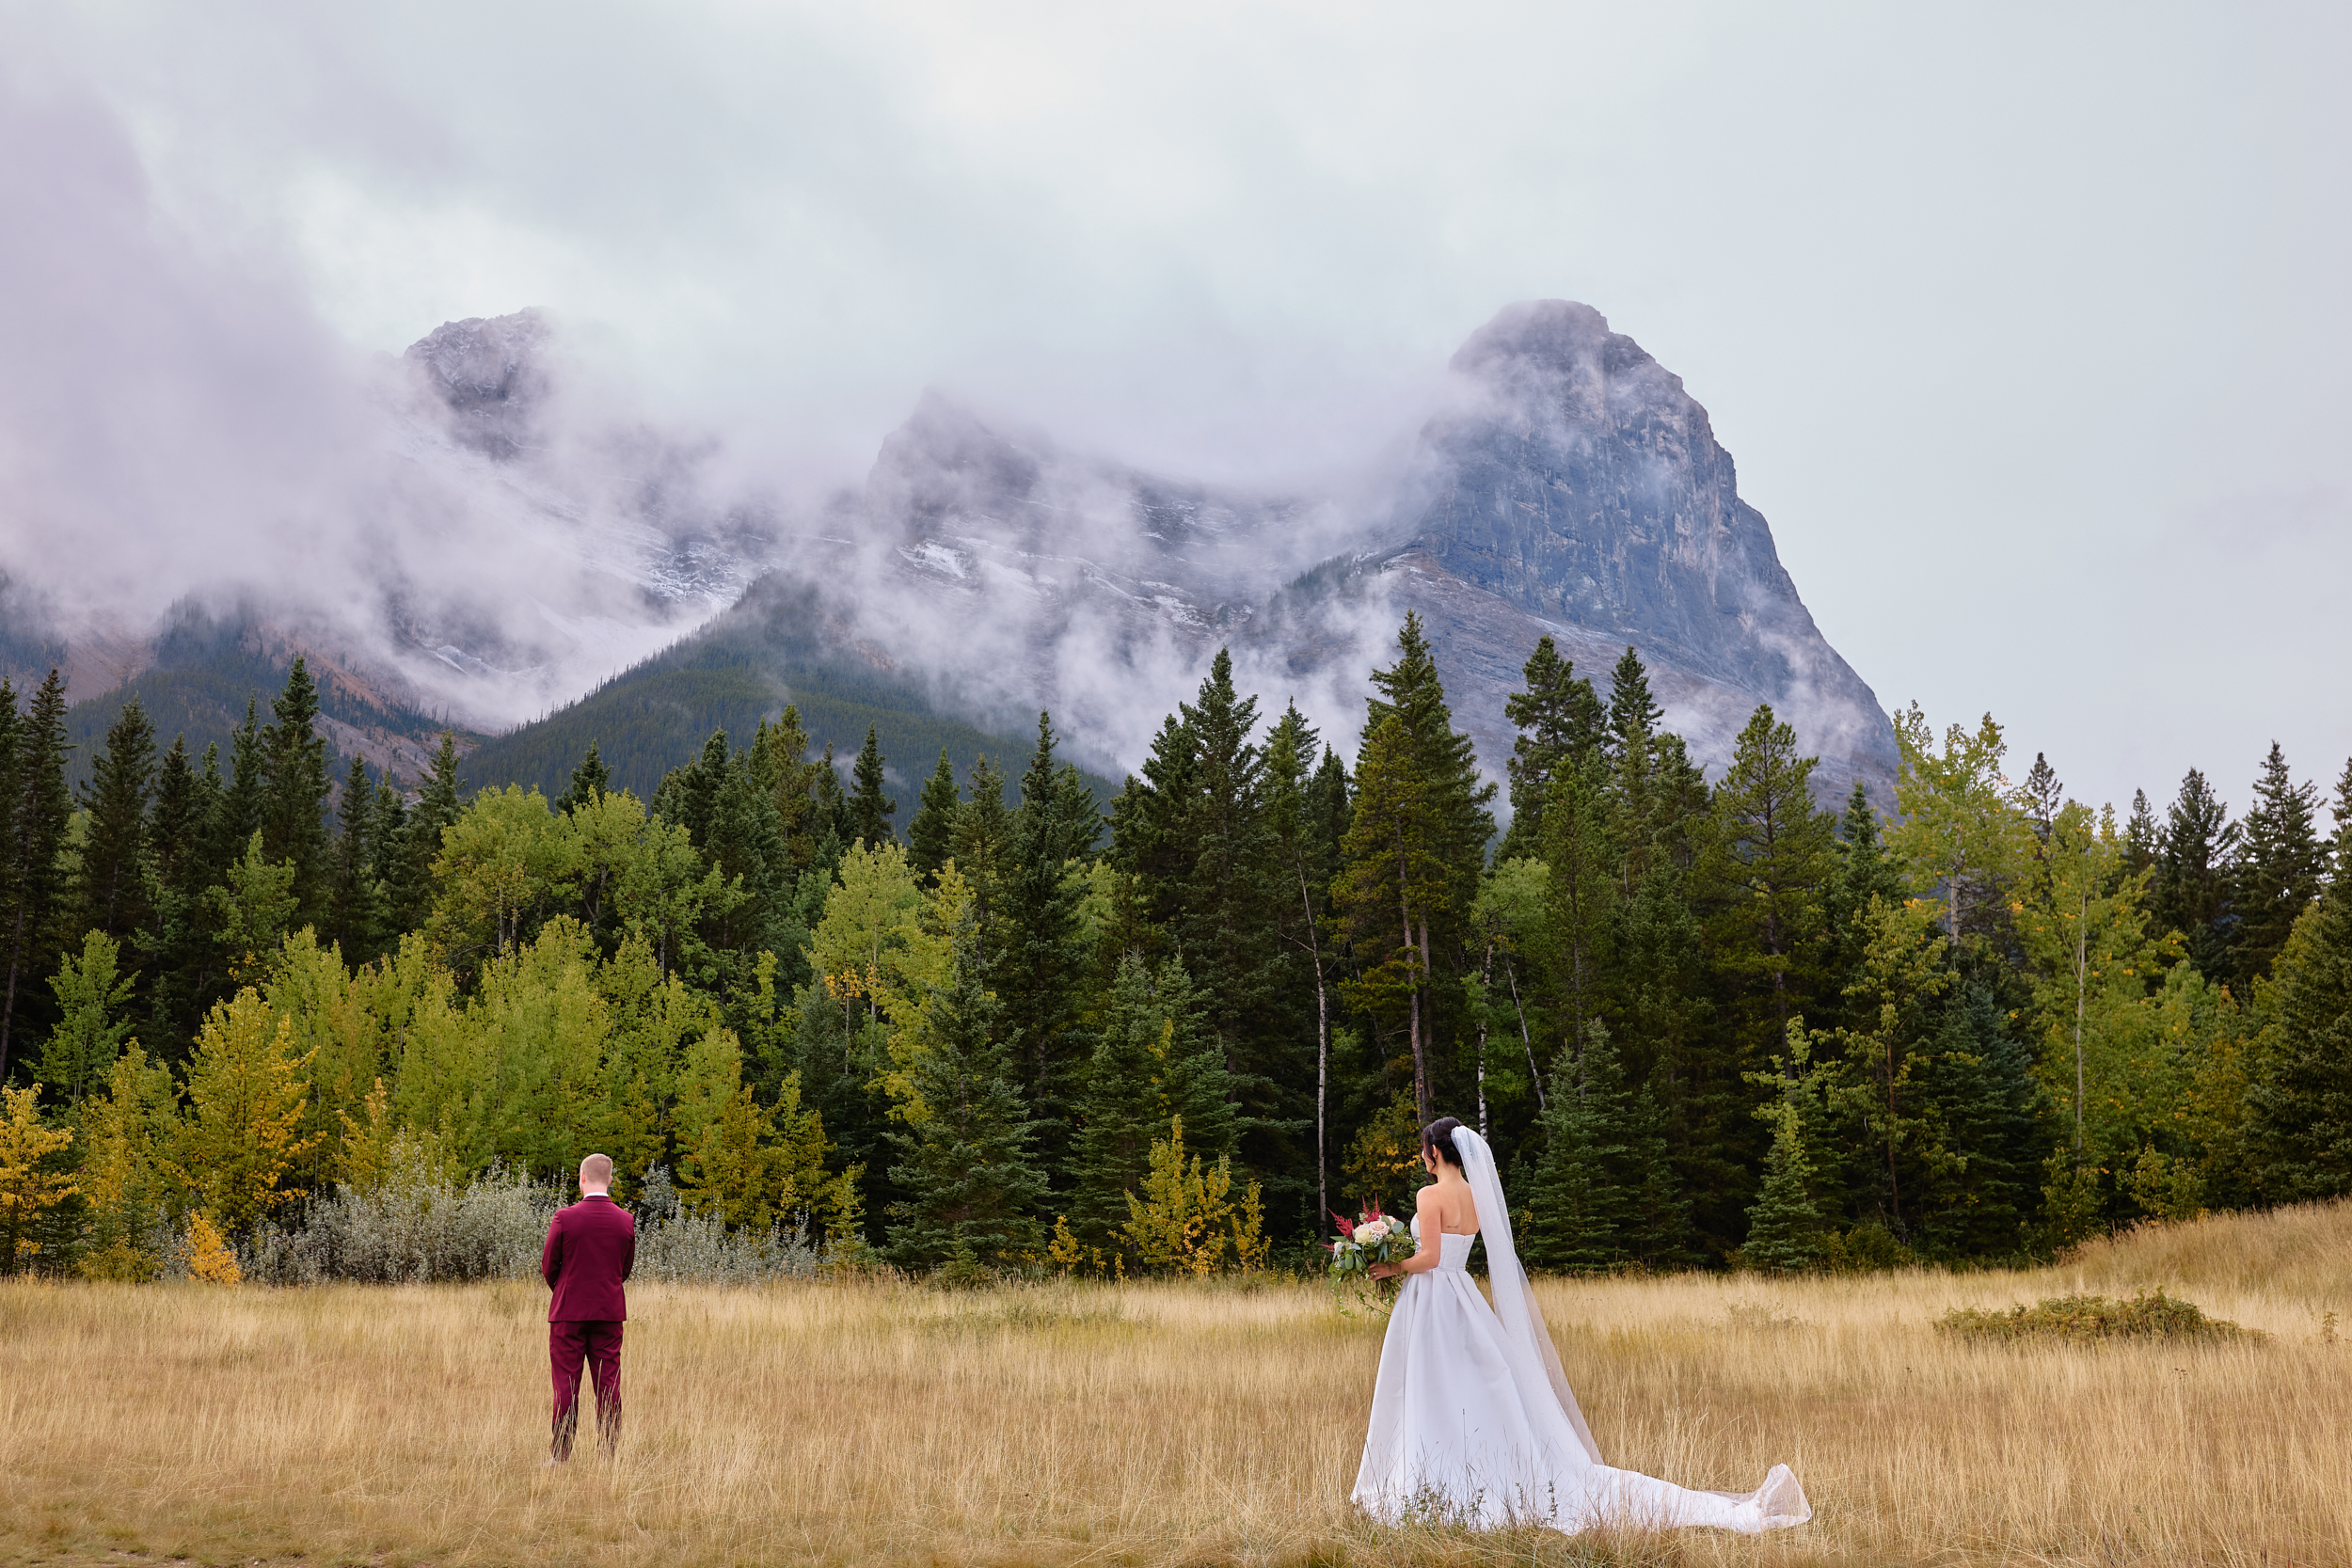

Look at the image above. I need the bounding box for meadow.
[4,1203,2350,1568]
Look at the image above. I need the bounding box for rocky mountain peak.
[404,309,549,459]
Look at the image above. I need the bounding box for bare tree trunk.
[1289,855,1333,1225]
[1,901,26,1083]
[1416,918,1436,1125]
[1475,936,1492,1138]
[1506,958,1542,1113]
[2074,893,2089,1155]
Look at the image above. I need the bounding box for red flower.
[1329,1210,1356,1241]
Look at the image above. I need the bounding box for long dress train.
[1351,1132,1810,1535]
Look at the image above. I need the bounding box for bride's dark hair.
[1421,1116,1467,1168]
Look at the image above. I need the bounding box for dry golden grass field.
[5,1203,2352,1568]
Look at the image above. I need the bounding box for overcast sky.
[6,0,2348,817]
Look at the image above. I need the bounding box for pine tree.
[1703,705,1838,1072]
[1910,985,2051,1259]
[1068,952,1230,1246]
[389,733,463,935]
[1605,646,1662,766]
[1608,863,1729,1259]
[1521,1022,1679,1272]
[553,743,611,816]
[997,713,1090,1182]
[951,754,1012,962]
[2022,752,2062,843]
[2246,861,2352,1202]
[2235,742,2327,983]
[77,697,156,942]
[326,754,381,960]
[1540,756,1617,1054]
[258,656,334,922]
[1173,652,1282,1139]
[885,931,1046,1269]
[1335,714,1447,1121]
[1743,1059,1826,1274]
[1499,635,1605,862]
[1,672,71,1083]
[849,725,897,847]
[908,750,960,882]
[211,700,264,881]
[2153,768,2239,982]
[2123,788,2159,879]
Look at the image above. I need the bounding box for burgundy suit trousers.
[548,1320,624,1459]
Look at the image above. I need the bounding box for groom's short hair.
[580,1153,614,1187]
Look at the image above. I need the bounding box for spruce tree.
[326,754,380,960]
[908,750,960,882]
[1702,705,1837,1072]
[952,755,1011,967]
[553,742,611,816]
[1499,635,1605,862]
[849,724,896,847]
[1540,756,1617,1053]
[2021,752,2062,843]
[2234,742,2327,982]
[389,733,463,936]
[0,672,71,1083]
[885,930,1046,1269]
[1609,863,1728,1259]
[1521,1022,1678,1272]
[2123,788,2159,879]
[1173,652,1281,1133]
[998,713,1089,1182]
[1911,985,2050,1259]
[77,696,156,942]
[1742,1069,1826,1274]
[1266,702,1343,1221]
[211,700,264,882]
[2246,862,2352,1202]
[1068,952,1230,1246]
[2153,768,2238,982]
[1605,645,1662,765]
[258,657,333,920]
[1335,713,1446,1120]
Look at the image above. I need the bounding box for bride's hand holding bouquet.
[1328,1204,1412,1313]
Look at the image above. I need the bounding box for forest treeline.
[3,613,2350,1279]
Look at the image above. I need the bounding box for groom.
[541,1152,636,1462]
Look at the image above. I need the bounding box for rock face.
[404,309,551,460]
[838,301,1898,805]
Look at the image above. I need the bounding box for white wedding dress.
[1351,1127,1810,1535]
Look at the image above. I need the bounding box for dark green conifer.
[326,754,381,960]
[1742,1068,1826,1274]
[1702,705,1837,1072]
[0,672,71,1081]
[908,750,960,882]
[1911,986,2051,1259]
[2246,862,2352,1201]
[210,700,264,881]
[258,656,334,921]
[1500,635,1605,862]
[2021,752,2062,844]
[952,755,1011,966]
[1068,952,1230,1246]
[2123,788,2159,878]
[886,930,1046,1270]
[2235,742,2327,982]
[553,742,611,815]
[77,696,156,942]
[849,725,896,847]
[2153,768,2239,982]
[998,713,1092,1182]
[1522,1022,1679,1272]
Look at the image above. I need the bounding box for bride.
[1353,1116,1811,1534]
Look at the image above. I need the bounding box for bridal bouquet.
[1328,1204,1412,1318]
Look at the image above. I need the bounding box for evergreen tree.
[553,742,611,816]
[1742,1060,1827,1274]
[78,696,156,942]
[2246,862,2352,1202]
[326,754,381,960]
[2153,768,2239,982]
[0,673,71,1083]
[1521,1022,1681,1272]
[1702,705,1838,1071]
[1499,635,1605,862]
[1172,653,1282,1136]
[997,713,1093,1183]
[258,656,334,922]
[389,733,464,935]
[1539,756,1617,1054]
[908,750,960,882]
[2021,752,2062,843]
[1609,862,1731,1258]
[885,931,1047,1269]
[139,736,213,1060]
[849,724,896,847]
[1335,713,1447,1121]
[951,755,1012,968]
[1605,645,1662,766]
[1910,985,2050,1259]
[1068,952,1229,1245]
[1266,703,1343,1221]
[211,700,264,882]
[2123,788,2159,879]
[2235,742,2327,982]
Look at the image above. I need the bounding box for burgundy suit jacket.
[542,1196,636,1322]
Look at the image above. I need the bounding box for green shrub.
[1938,1288,2264,1343]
